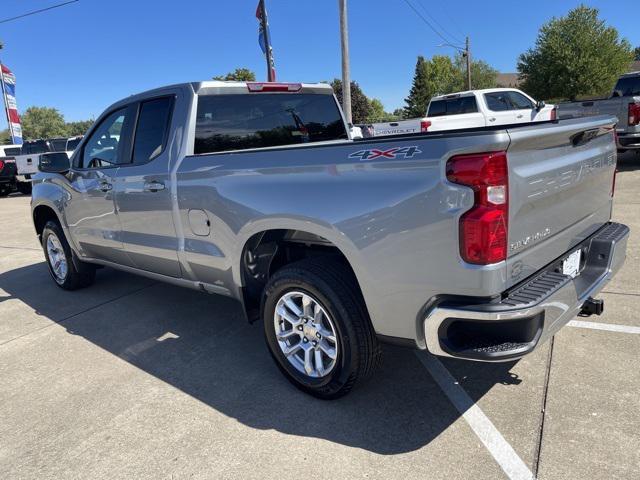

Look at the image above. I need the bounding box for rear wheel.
[42,220,95,290]
[262,257,381,399]
[0,187,9,197]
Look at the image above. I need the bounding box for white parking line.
[416,352,535,480]
[568,320,640,335]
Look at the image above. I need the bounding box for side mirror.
[536,100,546,110]
[39,152,70,174]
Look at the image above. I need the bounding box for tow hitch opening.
[580,297,604,316]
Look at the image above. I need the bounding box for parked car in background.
[0,156,17,197]
[31,80,627,398]
[14,139,56,194]
[49,136,84,155]
[558,71,640,152]
[371,88,557,137]
[0,145,22,196]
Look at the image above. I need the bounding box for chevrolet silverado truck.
[371,88,556,137]
[31,80,628,398]
[558,71,640,152]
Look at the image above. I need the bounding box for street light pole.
[259,0,275,82]
[338,0,352,124]
[465,36,471,90]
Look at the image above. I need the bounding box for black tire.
[262,256,381,399]
[42,220,96,290]
[17,182,32,195]
[0,188,9,197]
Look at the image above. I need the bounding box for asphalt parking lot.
[1,152,639,480]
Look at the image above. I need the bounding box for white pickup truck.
[372,88,556,137]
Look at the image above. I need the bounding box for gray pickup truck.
[31,80,629,398]
[558,71,640,152]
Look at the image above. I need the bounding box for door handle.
[99,182,112,192]
[516,114,524,119]
[143,181,165,192]
[488,117,496,122]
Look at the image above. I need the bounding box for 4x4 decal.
[348,146,422,161]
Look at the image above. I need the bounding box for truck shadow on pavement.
[617,150,640,171]
[0,262,522,455]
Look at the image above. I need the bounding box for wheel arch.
[235,221,371,324]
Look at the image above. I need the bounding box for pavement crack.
[533,336,555,478]
[0,282,158,348]
[601,290,640,297]
[0,245,42,252]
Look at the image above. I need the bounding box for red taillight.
[446,151,509,265]
[0,160,4,171]
[420,120,431,132]
[246,82,302,92]
[550,107,557,121]
[628,102,640,126]
[611,168,617,197]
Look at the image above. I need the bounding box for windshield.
[50,138,67,152]
[66,137,82,151]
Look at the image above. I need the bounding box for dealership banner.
[0,64,23,145]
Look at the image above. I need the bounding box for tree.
[634,46,640,61]
[518,6,633,101]
[404,55,466,118]
[21,107,67,140]
[454,54,498,90]
[213,68,256,81]
[66,119,94,137]
[404,56,430,118]
[0,129,11,145]
[330,79,372,124]
[366,98,399,123]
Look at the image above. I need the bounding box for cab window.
[81,108,128,168]
[484,92,512,112]
[507,91,534,110]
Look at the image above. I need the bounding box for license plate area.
[562,249,582,278]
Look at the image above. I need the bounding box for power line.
[401,0,463,48]
[0,0,79,25]
[434,4,466,42]
[415,0,463,45]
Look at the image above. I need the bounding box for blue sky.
[1,0,638,129]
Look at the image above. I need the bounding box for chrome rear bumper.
[423,222,629,361]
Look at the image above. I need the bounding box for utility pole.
[259,0,275,82]
[338,0,352,124]
[465,36,471,90]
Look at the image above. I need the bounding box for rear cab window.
[613,75,640,97]
[427,96,478,117]
[194,93,348,154]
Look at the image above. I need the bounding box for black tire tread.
[265,255,381,398]
[42,220,95,290]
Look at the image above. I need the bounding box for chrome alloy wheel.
[46,233,68,283]
[273,291,338,378]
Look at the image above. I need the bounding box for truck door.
[483,92,518,125]
[113,96,181,277]
[65,107,134,266]
[506,91,539,123]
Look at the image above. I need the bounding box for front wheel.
[262,257,381,399]
[42,220,96,290]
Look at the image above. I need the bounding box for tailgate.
[504,115,617,288]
